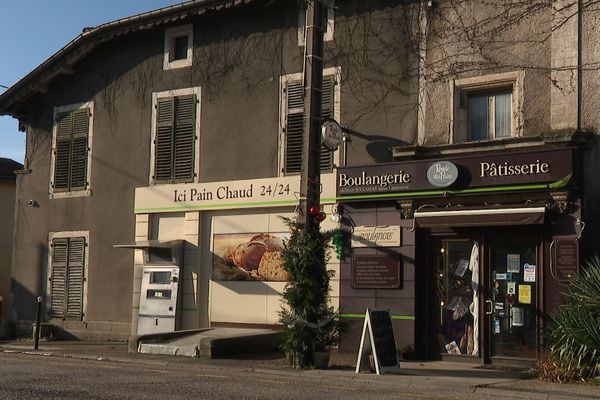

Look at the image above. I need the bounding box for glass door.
[486,238,538,359]
[435,239,481,358]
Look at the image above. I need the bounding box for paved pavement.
[1,339,599,400]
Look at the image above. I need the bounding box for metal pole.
[34,296,43,350]
[301,0,325,230]
[0,295,3,322]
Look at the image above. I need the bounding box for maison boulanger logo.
[427,161,458,188]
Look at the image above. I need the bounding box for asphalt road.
[0,352,537,400]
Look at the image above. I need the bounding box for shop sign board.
[355,308,400,375]
[337,147,574,196]
[554,239,579,283]
[351,226,401,248]
[352,254,401,289]
[135,173,337,213]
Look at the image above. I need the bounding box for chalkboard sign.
[355,308,400,375]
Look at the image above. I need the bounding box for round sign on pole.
[427,161,459,188]
[321,119,344,150]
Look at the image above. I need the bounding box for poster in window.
[212,232,289,281]
[506,254,521,273]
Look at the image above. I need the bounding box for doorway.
[430,233,540,363]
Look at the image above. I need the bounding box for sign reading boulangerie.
[337,148,574,196]
[351,226,401,248]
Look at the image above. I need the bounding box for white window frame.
[278,66,341,176]
[450,71,524,144]
[149,87,202,185]
[298,0,335,45]
[49,101,94,199]
[46,231,90,321]
[163,24,193,70]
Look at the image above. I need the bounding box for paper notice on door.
[518,285,532,304]
[507,254,521,273]
[524,263,536,282]
[507,281,516,295]
[512,307,524,327]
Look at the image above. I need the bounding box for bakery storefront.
[336,145,582,365]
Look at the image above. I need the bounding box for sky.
[0,0,183,163]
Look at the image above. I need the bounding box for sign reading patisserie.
[337,147,574,196]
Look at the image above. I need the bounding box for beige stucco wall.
[0,180,16,321]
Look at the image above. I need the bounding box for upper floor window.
[298,0,335,45]
[279,68,340,175]
[163,25,193,70]
[50,102,93,198]
[150,87,201,184]
[452,72,523,143]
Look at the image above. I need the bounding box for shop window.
[163,25,193,70]
[48,234,87,320]
[279,69,340,175]
[298,0,335,45]
[150,88,201,184]
[453,72,523,143]
[50,102,93,198]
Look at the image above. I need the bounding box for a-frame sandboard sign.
[355,308,401,375]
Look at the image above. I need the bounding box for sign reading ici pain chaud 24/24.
[336,147,574,196]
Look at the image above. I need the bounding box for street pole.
[301,0,325,231]
[34,296,43,350]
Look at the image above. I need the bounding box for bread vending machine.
[115,240,184,336]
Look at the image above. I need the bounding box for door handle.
[485,300,493,315]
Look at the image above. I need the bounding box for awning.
[413,206,546,228]
[113,240,182,249]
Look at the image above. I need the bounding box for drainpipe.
[417,1,431,146]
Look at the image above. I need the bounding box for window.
[48,234,87,320]
[163,25,193,70]
[298,0,335,45]
[467,91,512,141]
[452,72,523,143]
[280,69,340,175]
[50,102,93,197]
[151,88,201,184]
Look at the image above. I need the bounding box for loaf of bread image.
[258,251,289,281]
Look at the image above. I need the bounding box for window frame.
[150,87,202,185]
[163,24,193,70]
[278,67,341,176]
[298,0,335,45]
[451,71,524,144]
[46,231,89,321]
[49,101,94,199]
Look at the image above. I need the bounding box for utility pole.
[301,0,325,230]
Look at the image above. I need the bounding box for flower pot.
[312,350,330,369]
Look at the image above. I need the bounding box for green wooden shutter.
[284,81,305,174]
[154,98,175,182]
[66,237,85,320]
[284,75,336,174]
[69,109,89,190]
[50,238,68,318]
[320,76,335,171]
[173,95,196,182]
[54,113,73,191]
[53,108,89,192]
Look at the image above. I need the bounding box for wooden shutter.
[154,95,196,183]
[54,113,73,191]
[53,108,89,192]
[173,95,196,182]
[50,237,85,320]
[284,81,305,174]
[154,98,175,182]
[320,76,335,171]
[49,238,68,318]
[66,237,85,319]
[284,75,336,174]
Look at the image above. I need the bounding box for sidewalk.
[1,339,599,400]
